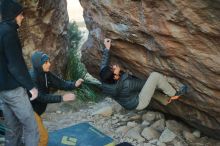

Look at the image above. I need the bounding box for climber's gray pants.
[136,72,176,110]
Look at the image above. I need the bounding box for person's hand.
[75,78,84,87]
[29,87,38,101]
[62,93,76,102]
[104,38,111,50]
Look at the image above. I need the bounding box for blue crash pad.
[48,122,115,146]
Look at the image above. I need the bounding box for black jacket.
[0,20,34,91]
[100,49,146,110]
[30,51,76,115]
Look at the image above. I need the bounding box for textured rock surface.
[80,0,220,139]
[19,0,69,75]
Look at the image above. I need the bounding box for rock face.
[80,0,220,139]
[19,0,69,75]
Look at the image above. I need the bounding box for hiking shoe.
[168,85,188,103]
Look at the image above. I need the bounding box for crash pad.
[48,122,115,146]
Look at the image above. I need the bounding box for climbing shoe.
[168,85,188,103]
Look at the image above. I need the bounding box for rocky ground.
[0,96,219,146]
[43,97,220,146]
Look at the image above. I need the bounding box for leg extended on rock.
[136,72,188,110]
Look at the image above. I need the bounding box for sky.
[67,0,84,22]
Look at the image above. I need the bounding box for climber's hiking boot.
[168,85,188,103]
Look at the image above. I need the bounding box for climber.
[99,38,188,110]
[30,51,84,146]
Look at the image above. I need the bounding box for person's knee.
[150,72,161,78]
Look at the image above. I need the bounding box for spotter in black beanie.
[1,0,23,21]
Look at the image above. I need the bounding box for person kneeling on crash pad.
[29,51,84,146]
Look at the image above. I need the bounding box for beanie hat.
[31,51,49,71]
[1,0,23,21]
[40,53,49,65]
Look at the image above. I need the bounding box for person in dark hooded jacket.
[100,38,188,110]
[30,51,84,146]
[0,0,39,145]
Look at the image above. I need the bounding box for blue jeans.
[0,87,39,146]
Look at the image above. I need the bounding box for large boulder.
[18,0,69,75]
[80,0,220,139]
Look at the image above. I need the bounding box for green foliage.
[28,0,38,4]
[66,22,101,102]
[67,22,82,51]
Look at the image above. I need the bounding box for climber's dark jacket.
[100,49,146,110]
